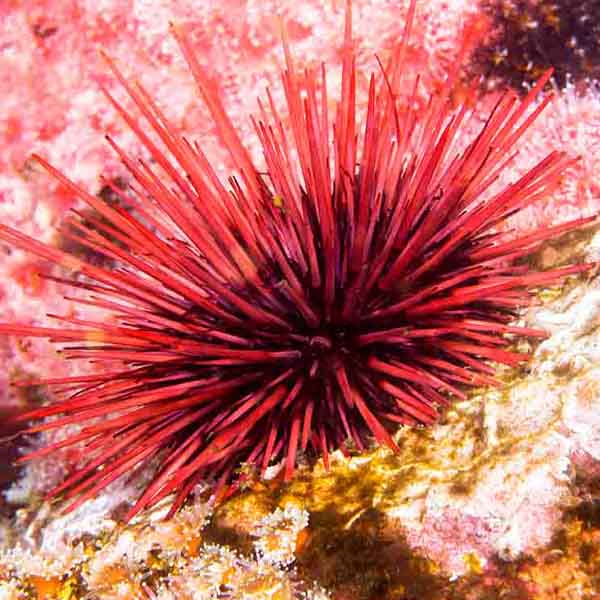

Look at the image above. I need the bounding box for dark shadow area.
[295,503,448,600]
[470,0,600,92]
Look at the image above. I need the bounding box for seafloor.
[0,1,599,599]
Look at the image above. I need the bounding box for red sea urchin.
[0,1,595,520]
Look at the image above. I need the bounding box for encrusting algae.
[1,0,600,598]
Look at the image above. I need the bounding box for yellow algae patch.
[462,551,485,575]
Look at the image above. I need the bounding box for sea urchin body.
[0,2,595,519]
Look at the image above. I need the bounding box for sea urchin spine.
[0,1,595,519]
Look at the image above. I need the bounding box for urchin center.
[308,334,333,351]
[299,326,353,376]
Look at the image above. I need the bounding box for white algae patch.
[383,258,600,575]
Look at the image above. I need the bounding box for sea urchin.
[0,2,595,520]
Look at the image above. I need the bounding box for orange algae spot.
[185,535,203,557]
[221,566,236,587]
[250,480,269,493]
[239,573,292,599]
[9,260,47,295]
[102,565,130,586]
[27,575,62,598]
[295,527,311,553]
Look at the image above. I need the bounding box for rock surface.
[1,1,599,599]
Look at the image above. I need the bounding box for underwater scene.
[0,0,599,598]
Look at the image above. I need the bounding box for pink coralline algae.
[0,1,480,415]
[0,0,596,526]
[499,82,600,231]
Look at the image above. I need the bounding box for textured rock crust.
[1,1,599,598]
